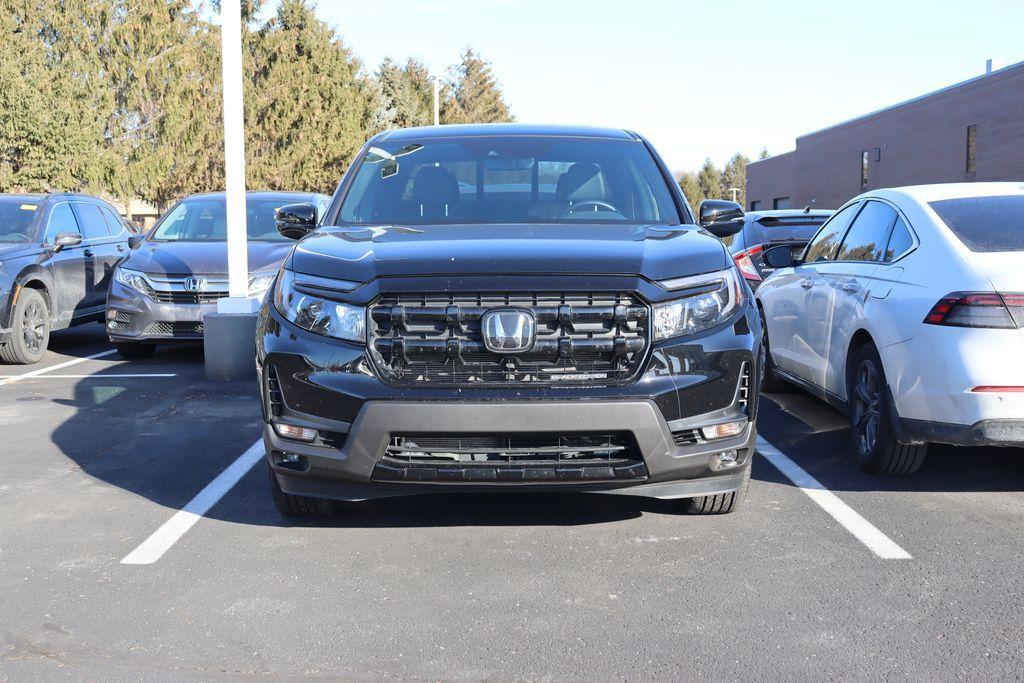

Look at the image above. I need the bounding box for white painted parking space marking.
[0,373,177,379]
[0,349,118,386]
[756,435,912,560]
[121,439,264,565]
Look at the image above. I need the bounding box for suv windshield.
[338,136,681,225]
[930,195,1024,252]
[152,197,297,242]
[0,198,40,243]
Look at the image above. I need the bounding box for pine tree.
[377,57,434,129]
[441,47,513,124]
[677,172,703,210]
[107,0,224,208]
[245,0,377,191]
[758,147,770,160]
[721,153,750,207]
[697,158,722,201]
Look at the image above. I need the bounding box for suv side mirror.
[276,203,317,240]
[698,200,745,238]
[762,244,796,269]
[52,231,82,251]
[128,234,145,249]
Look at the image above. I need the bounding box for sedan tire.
[848,342,928,476]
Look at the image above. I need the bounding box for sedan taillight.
[924,292,1024,329]
[733,244,764,281]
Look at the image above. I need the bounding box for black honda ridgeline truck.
[257,124,761,517]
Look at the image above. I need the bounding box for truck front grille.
[367,293,649,385]
[373,433,648,483]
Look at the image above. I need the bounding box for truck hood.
[121,240,293,277]
[288,224,729,282]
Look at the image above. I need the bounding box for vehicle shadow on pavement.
[756,391,1024,494]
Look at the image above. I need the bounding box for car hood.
[0,243,38,262]
[288,224,729,282]
[121,240,293,276]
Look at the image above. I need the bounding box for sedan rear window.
[929,195,1024,252]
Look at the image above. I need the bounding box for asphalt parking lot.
[1,325,1022,681]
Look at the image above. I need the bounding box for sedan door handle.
[799,278,814,289]
[83,249,94,257]
[842,282,861,293]
[116,244,126,252]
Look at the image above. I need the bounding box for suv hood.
[122,240,293,276]
[288,224,729,282]
[0,243,37,262]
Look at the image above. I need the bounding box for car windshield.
[929,195,1024,252]
[151,197,299,242]
[0,198,40,243]
[337,136,681,226]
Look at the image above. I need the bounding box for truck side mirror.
[698,200,745,238]
[276,203,317,240]
[763,244,796,269]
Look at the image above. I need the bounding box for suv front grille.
[150,291,227,304]
[373,433,648,483]
[368,293,649,385]
[142,321,204,337]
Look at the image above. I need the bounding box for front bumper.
[105,280,214,342]
[257,292,761,502]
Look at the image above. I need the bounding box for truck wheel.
[679,464,750,515]
[115,342,156,360]
[0,288,50,365]
[848,343,928,475]
[758,307,790,393]
[268,465,334,517]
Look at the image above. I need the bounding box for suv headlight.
[114,266,152,294]
[272,269,365,343]
[653,268,745,340]
[247,271,277,298]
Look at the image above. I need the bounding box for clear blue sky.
[313,0,1024,173]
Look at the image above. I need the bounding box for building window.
[772,197,791,210]
[750,200,761,211]
[966,124,977,173]
[860,150,869,188]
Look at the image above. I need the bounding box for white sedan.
[755,183,1024,475]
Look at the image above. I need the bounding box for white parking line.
[0,373,177,379]
[121,439,264,565]
[0,349,118,386]
[756,435,912,560]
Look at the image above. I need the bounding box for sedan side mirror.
[276,203,317,240]
[698,199,744,238]
[128,234,145,249]
[762,244,796,269]
[52,231,83,251]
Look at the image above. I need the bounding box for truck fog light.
[283,453,301,463]
[107,320,117,329]
[715,450,739,469]
[274,422,317,442]
[106,309,117,320]
[701,420,746,440]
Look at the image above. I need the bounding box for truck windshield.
[0,198,39,243]
[338,136,682,226]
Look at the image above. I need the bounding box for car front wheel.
[0,287,50,365]
[848,343,927,475]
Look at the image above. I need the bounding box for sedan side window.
[804,201,859,263]
[44,203,81,243]
[884,216,915,262]
[835,200,897,262]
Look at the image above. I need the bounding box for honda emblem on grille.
[183,276,207,293]
[481,309,536,354]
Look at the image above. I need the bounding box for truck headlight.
[114,267,152,294]
[272,269,365,343]
[653,268,744,340]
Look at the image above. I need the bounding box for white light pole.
[728,187,741,204]
[218,0,254,314]
[433,75,440,126]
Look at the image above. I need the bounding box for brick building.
[746,60,1024,211]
